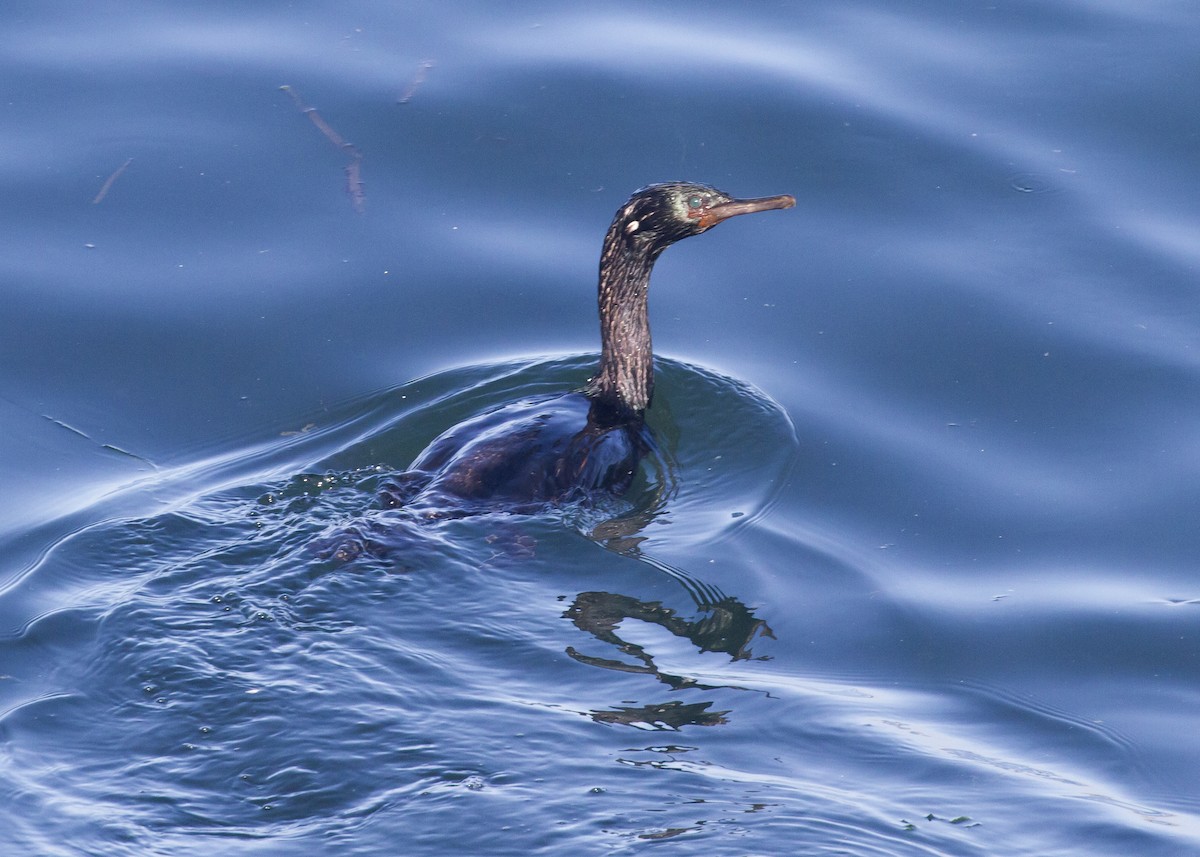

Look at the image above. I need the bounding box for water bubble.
[1008,173,1053,194]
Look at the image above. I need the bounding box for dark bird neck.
[582,181,795,425]
[586,219,663,423]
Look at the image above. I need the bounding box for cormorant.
[380,182,794,517]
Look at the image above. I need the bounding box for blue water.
[3,2,1199,854]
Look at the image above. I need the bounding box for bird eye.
[687,194,703,210]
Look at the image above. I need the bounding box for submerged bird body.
[380,391,650,515]
[382,182,794,517]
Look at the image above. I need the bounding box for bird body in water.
[380,182,794,517]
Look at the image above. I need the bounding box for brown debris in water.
[92,157,134,204]
[280,84,365,213]
[397,60,434,104]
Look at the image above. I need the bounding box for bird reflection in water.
[563,571,774,729]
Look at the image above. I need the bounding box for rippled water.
[3,2,1199,855]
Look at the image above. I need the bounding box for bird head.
[614,182,795,251]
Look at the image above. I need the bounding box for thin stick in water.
[344,159,365,213]
[280,85,365,212]
[397,60,434,104]
[92,157,134,204]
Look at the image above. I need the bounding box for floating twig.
[397,60,434,104]
[280,84,365,212]
[42,413,159,470]
[280,422,317,437]
[345,160,364,211]
[92,157,133,204]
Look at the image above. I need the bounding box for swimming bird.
[379,182,794,517]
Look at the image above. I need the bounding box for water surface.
[2,2,1199,854]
